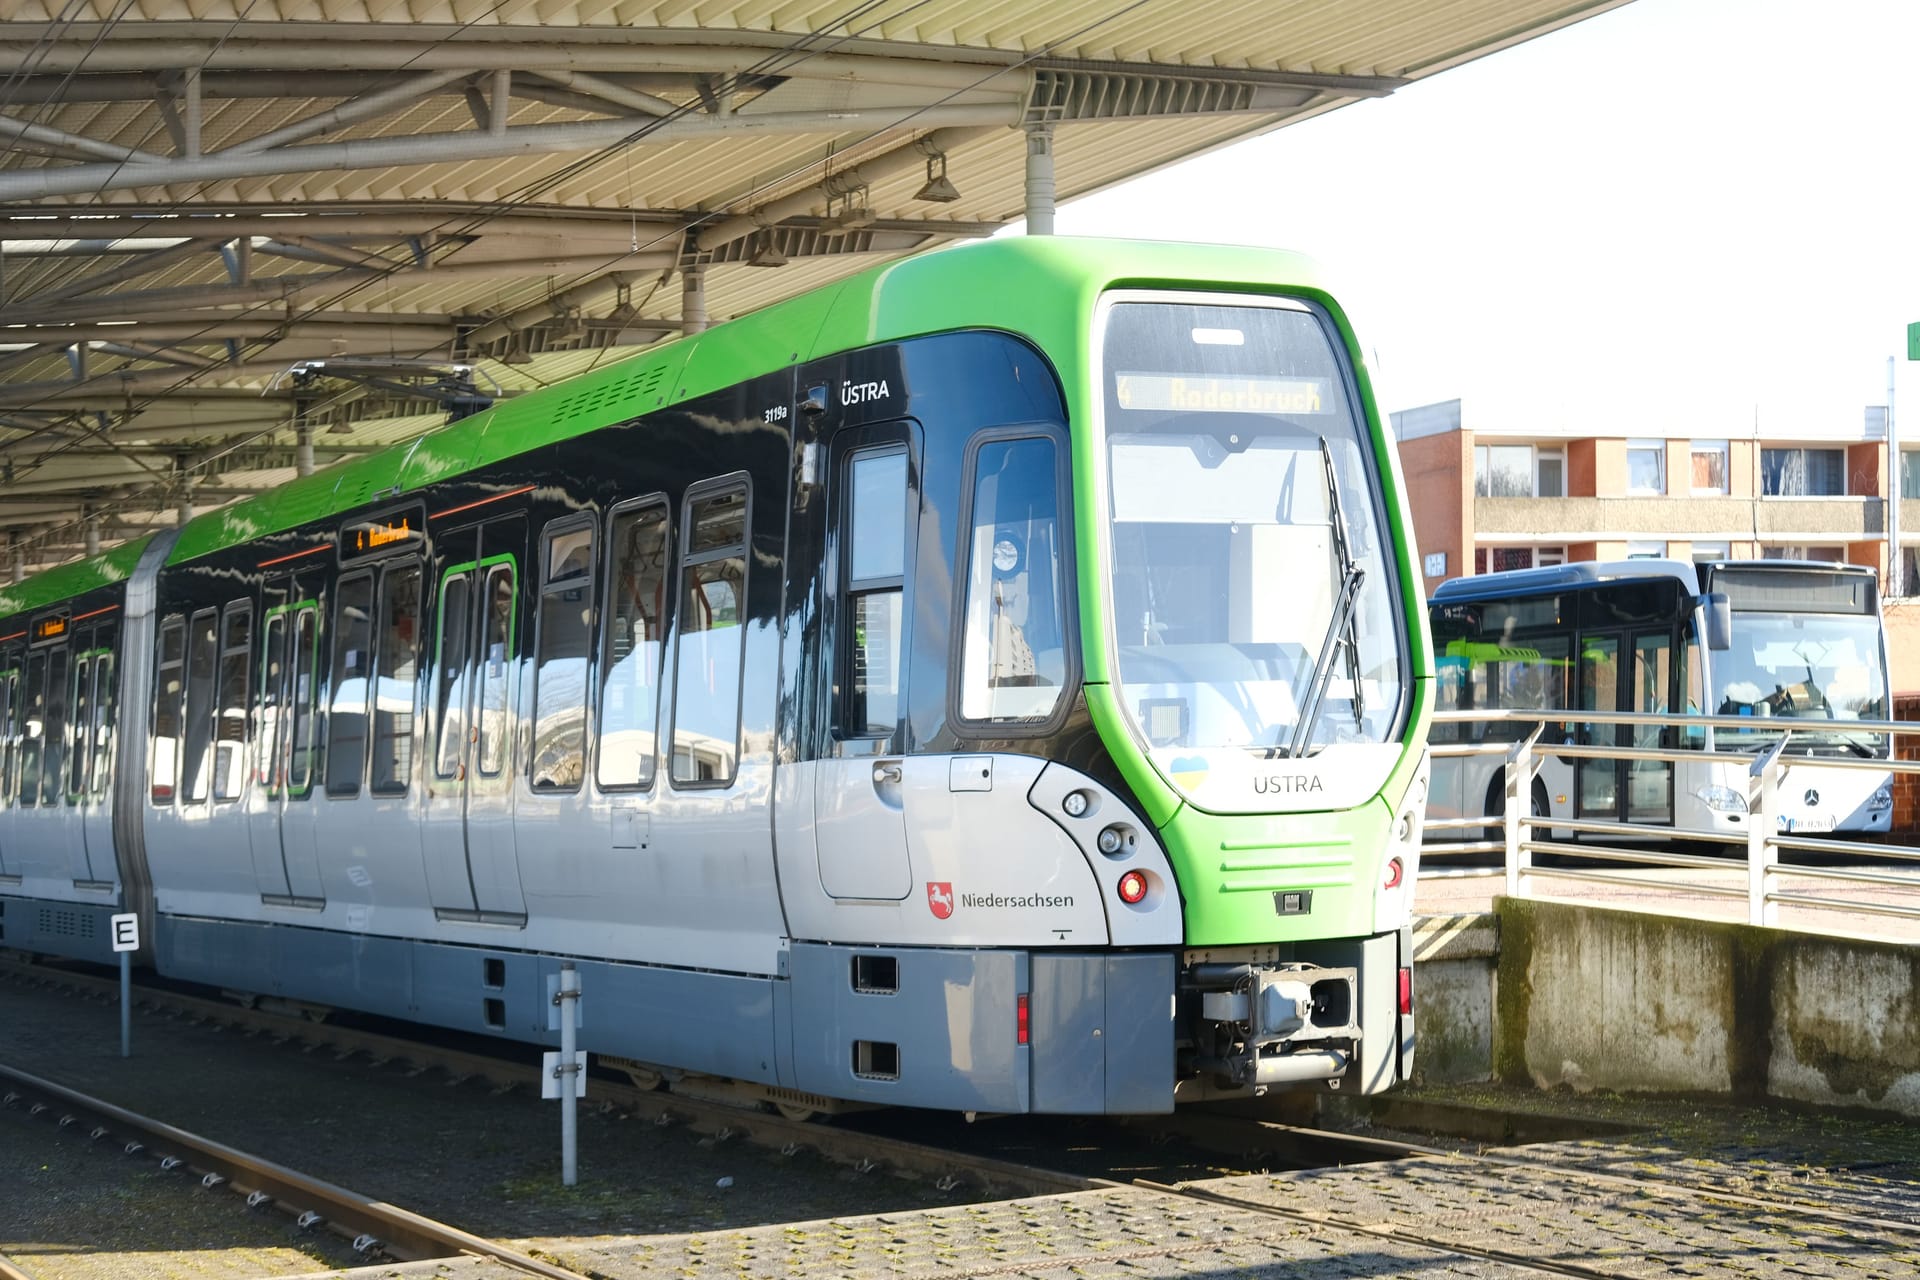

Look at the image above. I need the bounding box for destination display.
[339,510,425,562]
[1113,372,1333,415]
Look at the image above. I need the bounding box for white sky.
[1051,0,1920,441]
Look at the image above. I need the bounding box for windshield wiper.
[1286,437,1366,758]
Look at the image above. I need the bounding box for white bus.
[1429,559,1893,838]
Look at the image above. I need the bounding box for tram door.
[248,577,326,904]
[66,623,116,885]
[1574,628,1676,825]
[424,517,527,923]
[815,425,916,900]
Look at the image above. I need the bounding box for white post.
[1024,121,1055,236]
[1503,723,1543,900]
[1747,740,1784,927]
[558,963,580,1187]
[295,425,315,478]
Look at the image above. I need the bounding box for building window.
[1902,451,1920,500]
[1473,444,1534,497]
[1625,540,1667,560]
[1760,545,1845,564]
[1535,546,1567,567]
[1690,440,1729,495]
[1535,449,1565,498]
[1901,547,1919,595]
[1690,541,1730,564]
[1626,439,1666,496]
[1761,448,1844,496]
[1475,546,1543,574]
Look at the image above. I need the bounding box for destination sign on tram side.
[339,508,426,563]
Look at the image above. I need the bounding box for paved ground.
[5,957,1918,1280]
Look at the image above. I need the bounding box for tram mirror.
[1702,593,1732,651]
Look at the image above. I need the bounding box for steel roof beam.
[0,250,679,324]
[225,67,477,157]
[0,320,459,344]
[0,110,168,165]
[0,103,1019,202]
[26,236,220,303]
[0,39,1026,89]
[0,211,687,240]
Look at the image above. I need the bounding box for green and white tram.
[0,237,1431,1113]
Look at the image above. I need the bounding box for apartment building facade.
[1390,399,1913,594]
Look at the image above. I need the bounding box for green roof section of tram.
[165,237,1347,569]
[0,534,154,622]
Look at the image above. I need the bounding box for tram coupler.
[1184,958,1361,1092]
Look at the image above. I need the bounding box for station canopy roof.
[0,0,1627,573]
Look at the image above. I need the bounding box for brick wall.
[1893,692,1920,834]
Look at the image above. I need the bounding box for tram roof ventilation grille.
[554,363,671,430]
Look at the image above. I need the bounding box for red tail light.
[1117,870,1148,904]
[1016,993,1030,1045]
[1397,967,1413,1016]
[1383,856,1404,890]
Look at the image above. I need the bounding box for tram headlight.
[1096,824,1131,856]
[1695,785,1748,814]
[1062,790,1092,818]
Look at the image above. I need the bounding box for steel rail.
[0,956,1092,1199]
[0,1061,592,1278]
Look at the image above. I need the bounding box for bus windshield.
[1712,610,1888,755]
[1100,298,1404,761]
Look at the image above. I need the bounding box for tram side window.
[326,574,375,797]
[370,564,422,795]
[91,649,115,800]
[287,607,320,793]
[180,611,218,804]
[671,484,748,786]
[151,616,186,803]
[532,522,594,792]
[42,645,69,807]
[213,604,252,802]
[598,501,668,790]
[0,657,14,808]
[69,650,91,803]
[841,449,908,738]
[18,650,45,807]
[257,610,288,794]
[473,563,514,780]
[957,436,1068,726]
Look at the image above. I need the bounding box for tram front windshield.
[1100,298,1403,760]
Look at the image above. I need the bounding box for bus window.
[533,520,594,792]
[151,616,185,803]
[670,483,747,786]
[598,500,668,790]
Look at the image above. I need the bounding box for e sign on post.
[110,913,140,953]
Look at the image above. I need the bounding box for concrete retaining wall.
[1493,899,1920,1116]
[1410,913,1500,1086]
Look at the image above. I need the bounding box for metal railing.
[1420,707,1920,933]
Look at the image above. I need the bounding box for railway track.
[0,1061,590,1277]
[0,953,1091,1198]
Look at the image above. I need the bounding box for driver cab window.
[957,435,1068,725]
